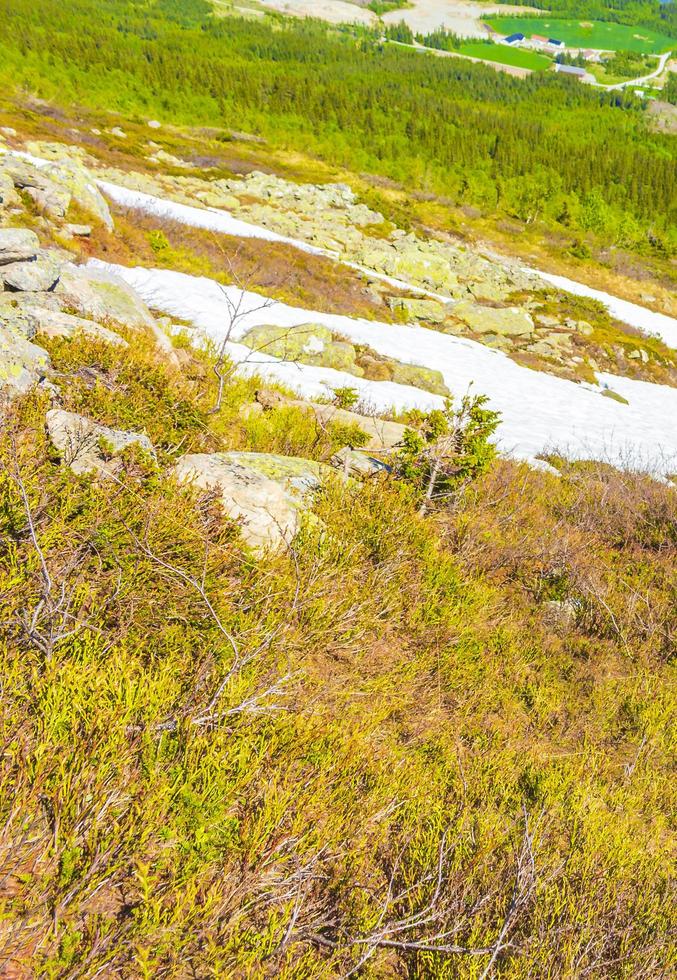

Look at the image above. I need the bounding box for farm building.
[555,63,586,77]
[504,32,525,45]
[532,34,549,43]
[548,38,565,48]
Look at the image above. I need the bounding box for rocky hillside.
[0,122,675,977]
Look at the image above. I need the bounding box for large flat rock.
[173,451,330,553]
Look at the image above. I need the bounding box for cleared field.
[459,40,551,69]
[486,17,676,53]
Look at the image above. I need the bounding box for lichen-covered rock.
[0,173,20,209]
[2,255,63,292]
[242,323,363,375]
[0,322,50,396]
[331,447,391,478]
[255,389,406,451]
[0,294,60,339]
[46,409,154,477]
[390,362,449,397]
[3,147,113,229]
[387,297,449,323]
[0,228,39,266]
[32,308,128,346]
[452,302,535,338]
[173,451,331,553]
[56,265,155,328]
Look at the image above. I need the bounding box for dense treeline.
[494,0,677,35]
[1,0,675,254]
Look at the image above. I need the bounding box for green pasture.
[459,41,552,70]
[486,17,675,53]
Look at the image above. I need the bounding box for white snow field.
[98,180,677,350]
[91,261,677,472]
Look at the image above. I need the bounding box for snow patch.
[89,260,677,473]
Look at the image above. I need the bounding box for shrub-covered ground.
[1,329,674,977]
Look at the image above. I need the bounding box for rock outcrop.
[255,388,406,451]
[0,321,50,396]
[173,451,331,553]
[241,323,449,397]
[0,228,39,265]
[46,409,154,477]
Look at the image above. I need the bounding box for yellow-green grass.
[458,41,552,71]
[1,328,675,976]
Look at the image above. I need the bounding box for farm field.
[485,17,676,53]
[458,40,552,69]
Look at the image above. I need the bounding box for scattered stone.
[173,451,331,553]
[56,264,155,328]
[0,173,20,208]
[387,296,448,323]
[536,314,561,328]
[628,348,649,363]
[148,149,190,170]
[0,322,50,396]
[331,447,390,479]
[2,255,63,292]
[0,127,17,138]
[147,119,162,129]
[46,409,154,477]
[453,301,535,338]
[0,228,39,266]
[242,324,448,396]
[242,323,361,374]
[542,598,578,630]
[565,318,594,337]
[481,333,513,351]
[32,308,128,346]
[110,127,127,139]
[255,388,406,451]
[65,223,92,237]
[390,362,449,397]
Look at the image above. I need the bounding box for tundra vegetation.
[0,1,676,975]
[1,325,676,976]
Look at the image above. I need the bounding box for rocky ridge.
[0,136,408,554]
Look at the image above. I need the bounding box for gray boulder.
[331,447,391,479]
[31,307,128,346]
[0,322,51,396]
[46,409,154,477]
[452,302,535,338]
[2,255,63,292]
[387,296,449,323]
[173,451,331,553]
[0,228,39,265]
[56,265,155,328]
[255,389,406,451]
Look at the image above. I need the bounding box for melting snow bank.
[91,261,677,474]
[97,180,453,302]
[522,266,677,351]
[96,179,677,348]
[97,180,329,257]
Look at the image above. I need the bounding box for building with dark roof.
[555,63,586,77]
[504,32,525,44]
[548,38,565,47]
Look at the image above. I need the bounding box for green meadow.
[486,17,675,53]
[458,41,552,70]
